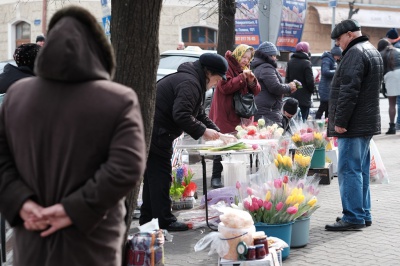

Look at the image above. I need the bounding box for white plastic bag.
[370,139,389,184]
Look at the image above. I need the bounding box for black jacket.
[328,36,383,137]
[0,64,34,93]
[251,52,291,123]
[286,51,315,107]
[152,61,219,157]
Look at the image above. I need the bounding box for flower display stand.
[310,148,325,168]
[290,217,310,248]
[255,222,294,261]
[172,197,194,210]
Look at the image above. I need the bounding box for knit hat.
[331,45,342,56]
[13,43,41,69]
[386,28,399,40]
[295,42,310,54]
[36,35,45,42]
[199,53,228,80]
[331,19,361,39]
[257,41,280,56]
[283,98,299,116]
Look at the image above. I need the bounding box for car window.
[310,56,322,67]
[158,55,199,70]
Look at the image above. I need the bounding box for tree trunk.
[111,1,162,264]
[217,0,236,55]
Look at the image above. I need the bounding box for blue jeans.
[337,136,372,225]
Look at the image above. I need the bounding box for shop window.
[182,27,217,50]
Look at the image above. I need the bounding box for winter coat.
[318,52,337,102]
[209,50,261,133]
[251,52,291,124]
[328,36,383,137]
[0,64,34,93]
[0,7,146,266]
[286,51,315,107]
[153,60,219,158]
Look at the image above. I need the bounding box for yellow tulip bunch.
[293,153,312,178]
[274,154,293,173]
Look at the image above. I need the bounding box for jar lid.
[247,246,256,250]
[255,244,265,249]
[253,231,266,239]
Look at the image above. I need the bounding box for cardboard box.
[325,149,338,175]
[307,163,334,185]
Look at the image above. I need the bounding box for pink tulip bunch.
[237,176,320,224]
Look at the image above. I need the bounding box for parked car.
[157,46,216,81]
[310,53,322,99]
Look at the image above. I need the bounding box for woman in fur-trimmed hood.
[0,6,146,266]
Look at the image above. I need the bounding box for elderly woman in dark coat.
[139,53,227,231]
[0,6,146,266]
[252,41,297,124]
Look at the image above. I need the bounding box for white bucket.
[221,160,247,187]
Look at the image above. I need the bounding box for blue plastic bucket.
[310,148,325,168]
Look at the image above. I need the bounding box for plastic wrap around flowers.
[236,119,284,140]
[170,164,197,201]
[291,127,328,149]
[233,176,320,224]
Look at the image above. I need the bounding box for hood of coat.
[251,53,277,69]
[35,6,115,82]
[225,50,243,74]
[321,51,334,61]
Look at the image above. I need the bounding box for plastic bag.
[370,139,389,184]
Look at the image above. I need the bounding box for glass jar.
[246,246,256,260]
[255,244,266,259]
[253,235,269,255]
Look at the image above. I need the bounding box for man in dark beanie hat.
[281,97,299,134]
[140,52,226,232]
[35,35,45,46]
[0,43,41,93]
[325,19,383,231]
[385,28,400,48]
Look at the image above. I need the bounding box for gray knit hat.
[257,41,280,56]
[331,19,361,39]
[331,46,342,56]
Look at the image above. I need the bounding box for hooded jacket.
[0,6,146,266]
[153,60,219,158]
[318,51,337,102]
[328,36,383,137]
[0,64,34,93]
[209,50,261,133]
[285,51,315,107]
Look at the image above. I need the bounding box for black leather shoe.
[325,220,366,231]
[336,217,371,226]
[166,221,189,232]
[211,178,223,189]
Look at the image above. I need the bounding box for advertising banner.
[235,0,260,47]
[276,0,307,52]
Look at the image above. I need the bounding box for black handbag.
[232,90,258,118]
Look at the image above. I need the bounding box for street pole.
[331,6,335,47]
[42,0,47,35]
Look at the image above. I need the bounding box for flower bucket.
[310,148,325,168]
[290,217,310,248]
[255,221,294,261]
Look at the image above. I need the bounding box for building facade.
[0,0,399,60]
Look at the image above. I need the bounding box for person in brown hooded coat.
[0,6,146,266]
